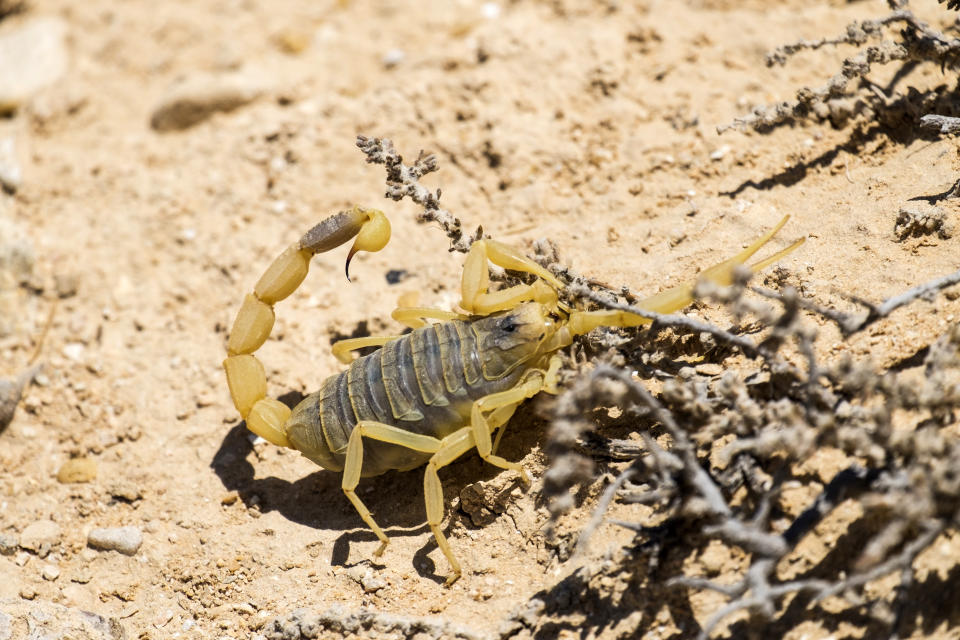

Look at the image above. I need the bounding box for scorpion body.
[223,205,803,584]
[288,310,544,477]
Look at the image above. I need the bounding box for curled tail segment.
[223,206,391,446]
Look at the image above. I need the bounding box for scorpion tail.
[223,206,391,446]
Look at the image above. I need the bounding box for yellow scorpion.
[223,206,802,584]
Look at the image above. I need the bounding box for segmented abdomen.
[286,319,524,477]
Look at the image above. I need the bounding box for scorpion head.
[474,301,563,379]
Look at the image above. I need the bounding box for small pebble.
[19,520,61,556]
[0,532,17,555]
[56,457,98,484]
[346,564,386,593]
[62,342,85,361]
[385,269,409,285]
[19,586,37,600]
[87,526,143,556]
[709,145,730,161]
[14,551,30,566]
[0,17,69,113]
[154,608,175,628]
[70,567,92,584]
[54,272,79,298]
[107,480,142,502]
[694,363,724,377]
[382,48,405,68]
[41,563,60,581]
[0,136,21,193]
[273,27,312,54]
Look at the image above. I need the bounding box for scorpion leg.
[468,375,547,484]
[567,215,805,336]
[490,355,563,453]
[423,376,545,585]
[460,239,564,315]
[331,336,403,364]
[391,307,466,330]
[341,374,550,585]
[342,420,442,557]
[224,206,391,446]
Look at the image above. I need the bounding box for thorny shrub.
[359,112,960,638]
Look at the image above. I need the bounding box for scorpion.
[223,205,802,584]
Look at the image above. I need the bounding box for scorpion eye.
[500,318,518,333]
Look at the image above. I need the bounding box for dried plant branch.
[356,135,476,253]
[921,113,960,134]
[764,11,914,66]
[751,266,960,336]
[720,5,960,134]
[567,283,772,361]
[541,269,960,638]
[357,136,960,639]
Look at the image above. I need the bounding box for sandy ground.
[1,0,960,638]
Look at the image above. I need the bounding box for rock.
[0,137,20,193]
[695,363,724,377]
[0,378,22,433]
[54,272,79,298]
[62,342,85,362]
[87,526,142,556]
[41,563,60,581]
[273,27,312,54]
[0,212,35,339]
[0,534,16,555]
[345,565,386,593]
[0,365,39,433]
[263,607,482,640]
[150,69,268,131]
[106,481,141,502]
[0,598,125,639]
[0,213,34,289]
[19,520,60,557]
[459,475,520,527]
[0,17,69,113]
[895,203,950,240]
[57,457,98,484]
[382,48,405,68]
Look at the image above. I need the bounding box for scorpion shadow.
[210,404,547,584]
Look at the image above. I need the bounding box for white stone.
[0,17,69,113]
[87,526,142,555]
[41,563,60,581]
[0,138,20,193]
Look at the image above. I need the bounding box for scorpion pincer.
[223,205,803,584]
